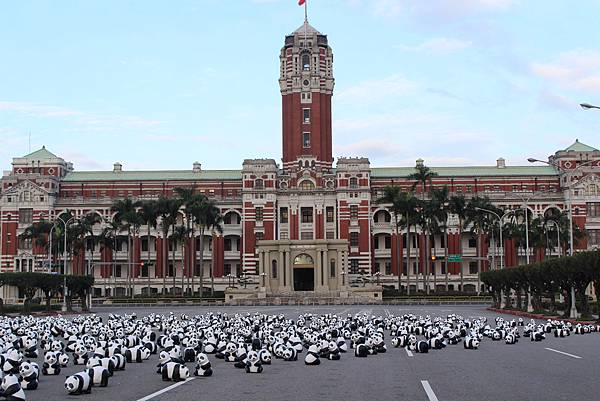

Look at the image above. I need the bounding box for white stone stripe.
[136,378,196,401]
[544,347,582,359]
[421,380,439,401]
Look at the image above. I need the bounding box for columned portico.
[257,239,347,295]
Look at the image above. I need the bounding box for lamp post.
[474,207,512,270]
[528,157,596,318]
[545,220,561,257]
[580,103,600,110]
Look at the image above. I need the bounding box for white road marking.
[544,347,582,359]
[405,348,413,357]
[421,380,439,401]
[136,378,196,401]
[384,309,391,317]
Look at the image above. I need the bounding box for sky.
[1,0,600,172]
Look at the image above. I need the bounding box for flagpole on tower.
[304,0,308,22]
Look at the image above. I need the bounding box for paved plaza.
[19,305,600,401]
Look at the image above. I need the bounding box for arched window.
[301,53,310,71]
[294,254,314,265]
[299,180,315,190]
[271,260,278,279]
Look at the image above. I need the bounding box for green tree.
[111,198,141,297]
[448,194,467,292]
[138,200,159,296]
[192,197,223,298]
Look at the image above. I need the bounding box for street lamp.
[580,103,600,110]
[528,157,596,318]
[545,220,561,257]
[474,207,513,269]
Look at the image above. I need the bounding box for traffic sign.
[447,254,462,262]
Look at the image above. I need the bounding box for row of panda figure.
[0,312,597,399]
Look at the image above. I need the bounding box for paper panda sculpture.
[505,334,518,345]
[87,357,116,377]
[194,353,212,377]
[2,350,22,374]
[73,344,89,365]
[110,354,126,371]
[86,366,110,387]
[42,351,61,375]
[305,344,321,365]
[57,352,70,368]
[156,351,171,374]
[336,337,348,353]
[18,361,39,390]
[245,351,263,374]
[65,371,93,395]
[22,338,38,359]
[161,362,190,382]
[258,349,272,365]
[125,346,150,363]
[0,373,26,401]
[354,343,368,358]
[282,347,297,362]
[463,337,479,350]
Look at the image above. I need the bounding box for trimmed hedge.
[481,250,600,317]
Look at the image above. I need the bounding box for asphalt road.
[23,305,600,401]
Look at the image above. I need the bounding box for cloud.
[336,139,406,158]
[531,49,600,94]
[355,0,516,21]
[0,100,163,132]
[394,37,472,53]
[336,75,417,104]
[537,89,575,111]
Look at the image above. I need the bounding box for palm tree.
[111,198,141,297]
[79,212,103,276]
[430,186,450,292]
[20,220,53,267]
[98,220,118,291]
[377,186,403,292]
[174,187,206,295]
[157,196,182,295]
[192,198,223,299]
[408,163,438,200]
[465,196,499,294]
[138,200,159,297]
[449,195,467,292]
[172,225,189,295]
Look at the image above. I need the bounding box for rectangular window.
[588,203,600,218]
[115,265,122,278]
[465,185,472,193]
[224,238,232,252]
[280,207,289,224]
[303,132,311,148]
[19,209,33,225]
[301,207,313,223]
[330,259,336,277]
[326,207,334,223]
[301,231,313,240]
[512,185,519,192]
[141,264,149,278]
[303,108,310,124]
[18,237,32,250]
[350,232,359,247]
[588,229,600,246]
[224,263,232,276]
[350,259,359,274]
[280,231,289,239]
[385,261,392,275]
[385,235,391,249]
[255,232,264,242]
[255,207,263,221]
[168,264,175,277]
[326,231,335,240]
[141,238,149,252]
[469,262,478,274]
[468,238,477,248]
[350,205,358,220]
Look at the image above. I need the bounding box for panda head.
[196,353,209,365]
[307,344,319,354]
[64,375,80,393]
[19,361,34,376]
[282,348,293,360]
[159,351,170,364]
[74,344,87,356]
[44,351,58,364]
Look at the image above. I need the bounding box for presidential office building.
[1,21,600,300]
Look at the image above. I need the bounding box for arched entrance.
[293,254,314,291]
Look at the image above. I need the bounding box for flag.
[298,0,306,5]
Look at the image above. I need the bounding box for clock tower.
[280,20,334,170]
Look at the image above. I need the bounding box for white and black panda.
[156,351,171,374]
[415,341,430,353]
[86,356,116,377]
[336,337,348,353]
[22,338,38,359]
[282,347,297,362]
[258,349,272,365]
[161,362,190,382]
[42,351,61,375]
[304,344,321,365]
[505,333,518,345]
[57,352,70,368]
[2,350,21,374]
[73,344,89,365]
[354,343,368,358]
[125,346,150,363]
[110,354,126,371]
[463,337,479,350]
[86,366,110,387]
[327,341,341,361]
[0,373,26,401]
[194,353,212,377]
[65,371,93,395]
[245,351,263,374]
[531,331,545,342]
[18,361,39,390]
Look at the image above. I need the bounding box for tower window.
[303,132,311,148]
[303,108,310,124]
[302,53,310,71]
